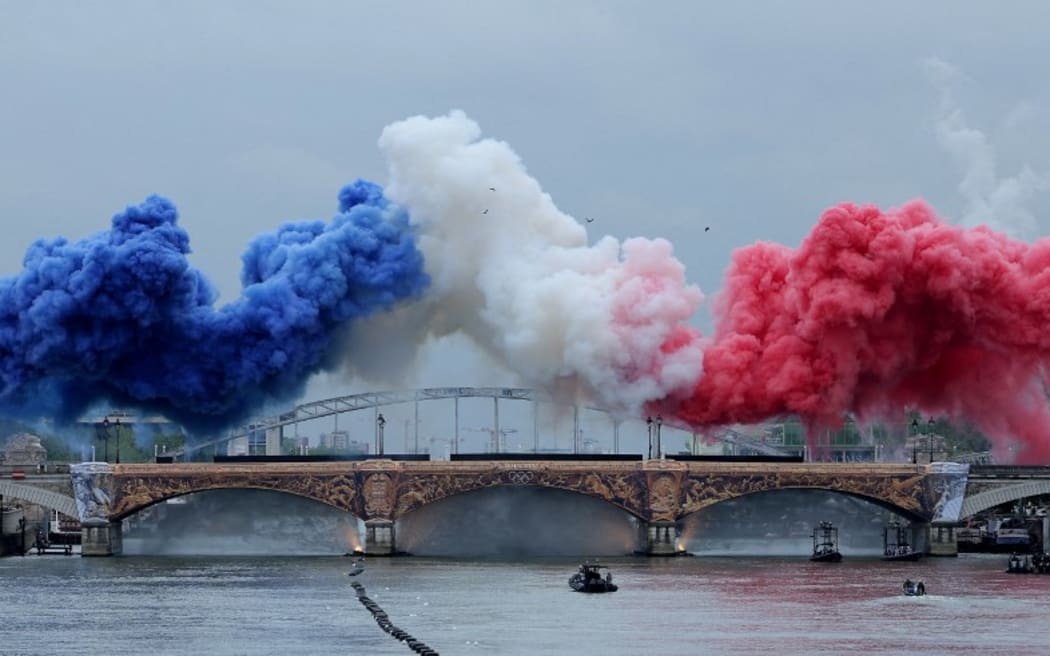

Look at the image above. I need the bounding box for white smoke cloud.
[925,57,1049,239]
[342,111,704,414]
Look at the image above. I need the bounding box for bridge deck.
[111,461,930,476]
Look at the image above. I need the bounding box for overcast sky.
[3,1,1049,448]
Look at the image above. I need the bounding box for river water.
[1,552,1045,656]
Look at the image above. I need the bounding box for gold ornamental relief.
[648,473,680,519]
[363,472,394,518]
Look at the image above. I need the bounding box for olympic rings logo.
[505,470,534,485]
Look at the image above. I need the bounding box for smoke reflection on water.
[122,490,363,556]
[396,487,639,557]
[680,490,896,557]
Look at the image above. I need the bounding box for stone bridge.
[68,460,970,557]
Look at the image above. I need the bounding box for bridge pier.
[921,522,959,557]
[81,520,123,557]
[364,519,396,556]
[915,518,957,554]
[638,521,680,556]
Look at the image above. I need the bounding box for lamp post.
[376,413,386,456]
[99,418,111,462]
[911,418,919,464]
[647,416,654,459]
[114,417,121,464]
[655,415,664,459]
[927,417,936,463]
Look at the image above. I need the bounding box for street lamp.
[655,415,664,459]
[911,418,919,464]
[927,417,936,463]
[97,418,111,462]
[647,416,654,459]
[376,413,386,456]
[114,417,121,464]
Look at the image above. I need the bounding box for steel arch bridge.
[960,480,1050,518]
[0,480,78,518]
[176,387,788,457]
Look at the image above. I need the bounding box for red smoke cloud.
[665,200,1050,464]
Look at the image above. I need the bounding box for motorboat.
[1006,553,1033,574]
[810,521,842,562]
[1033,552,1050,574]
[902,579,926,596]
[882,521,922,562]
[569,562,618,593]
[993,517,1034,549]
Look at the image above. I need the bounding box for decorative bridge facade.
[69,460,970,557]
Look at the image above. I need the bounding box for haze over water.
[0,554,1041,656]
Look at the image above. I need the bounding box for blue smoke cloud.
[0,179,428,433]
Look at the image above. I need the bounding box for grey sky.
[3,1,1049,448]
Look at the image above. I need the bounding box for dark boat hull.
[570,582,618,593]
[810,551,842,563]
[569,574,618,593]
[903,582,926,596]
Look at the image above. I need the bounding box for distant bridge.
[960,465,1050,517]
[172,387,788,458]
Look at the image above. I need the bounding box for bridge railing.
[713,428,795,457]
[950,451,996,465]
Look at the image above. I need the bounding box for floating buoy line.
[350,580,440,655]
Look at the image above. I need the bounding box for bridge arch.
[678,467,933,522]
[394,484,642,555]
[110,479,364,522]
[678,486,926,522]
[961,481,1050,518]
[390,465,651,520]
[177,386,787,457]
[0,480,78,518]
[395,480,649,522]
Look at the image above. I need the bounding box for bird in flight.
[704,226,710,232]
[585,217,594,223]
[489,187,495,191]
[483,209,489,214]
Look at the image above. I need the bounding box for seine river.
[0,553,1044,656]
